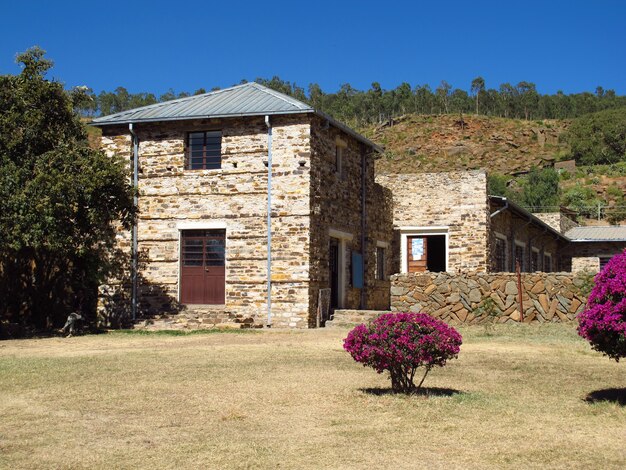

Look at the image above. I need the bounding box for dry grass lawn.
[0,324,625,469]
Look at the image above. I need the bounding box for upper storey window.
[335,137,347,177]
[187,131,222,170]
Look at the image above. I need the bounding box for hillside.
[364,114,626,224]
[363,114,570,175]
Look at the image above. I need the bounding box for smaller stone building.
[376,171,570,275]
[563,226,626,272]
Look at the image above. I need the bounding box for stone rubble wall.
[376,170,490,273]
[390,271,587,324]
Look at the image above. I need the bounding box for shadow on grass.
[584,388,626,406]
[360,386,462,397]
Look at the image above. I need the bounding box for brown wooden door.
[181,230,225,304]
[407,236,428,273]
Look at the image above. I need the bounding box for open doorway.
[403,231,448,273]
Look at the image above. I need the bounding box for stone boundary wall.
[390,272,588,324]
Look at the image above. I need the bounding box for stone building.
[375,171,588,275]
[92,83,393,328]
[562,225,626,272]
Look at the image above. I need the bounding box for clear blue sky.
[1,0,625,96]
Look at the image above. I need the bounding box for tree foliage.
[565,107,626,165]
[77,76,626,128]
[519,167,561,210]
[578,252,626,361]
[488,168,560,211]
[0,47,134,335]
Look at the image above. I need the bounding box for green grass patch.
[109,328,257,336]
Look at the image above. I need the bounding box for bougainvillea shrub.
[343,312,462,393]
[578,252,626,361]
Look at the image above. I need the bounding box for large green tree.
[0,47,134,334]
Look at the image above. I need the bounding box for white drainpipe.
[265,115,273,327]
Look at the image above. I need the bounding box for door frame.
[400,226,449,273]
[177,221,227,304]
[329,228,353,309]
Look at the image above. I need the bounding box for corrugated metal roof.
[90,82,381,151]
[91,82,313,125]
[565,226,626,241]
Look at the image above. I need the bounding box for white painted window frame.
[329,228,353,308]
[176,221,228,304]
[399,226,449,273]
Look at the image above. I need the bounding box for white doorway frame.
[400,226,449,273]
[329,228,353,309]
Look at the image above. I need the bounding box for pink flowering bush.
[578,251,626,361]
[343,312,462,394]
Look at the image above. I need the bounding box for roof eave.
[489,195,570,242]
[90,108,314,127]
[569,238,626,242]
[91,109,383,153]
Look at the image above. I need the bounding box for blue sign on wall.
[352,252,363,289]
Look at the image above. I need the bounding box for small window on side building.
[187,131,222,170]
[531,249,540,272]
[514,242,526,272]
[494,236,507,272]
[376,246,385,280]
[544,253,552,272]
[335,138,346,177]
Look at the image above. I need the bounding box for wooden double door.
[180,229,225,304]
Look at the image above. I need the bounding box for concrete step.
[325,309,388,328]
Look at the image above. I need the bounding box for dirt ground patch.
[1,324,624,469]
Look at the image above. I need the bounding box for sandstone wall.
[533,212,579,234]
[100,115,312,328]
[489,207,563,272]
[564,242,626,273]
[376,170,490,272]
[309,116,393,319]
[390,272,587,324]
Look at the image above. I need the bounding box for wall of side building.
[375,170,490,273]
[100,114,313,328]
[489,205,565,272]
[564,242,626,273]
[308,116,393,321]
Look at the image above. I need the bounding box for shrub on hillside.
[343,312,462,394]
[578,251,626,361]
